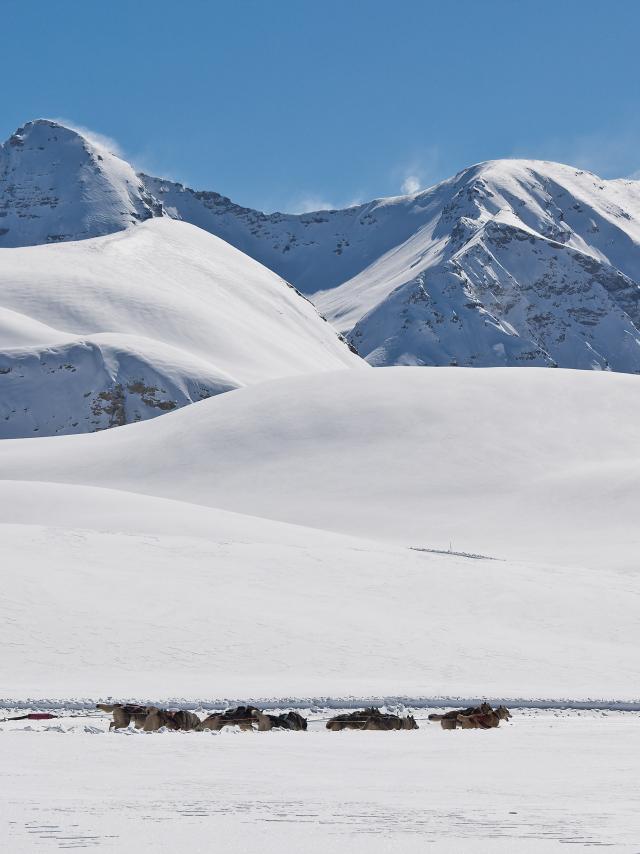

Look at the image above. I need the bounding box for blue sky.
[3,0,639,212]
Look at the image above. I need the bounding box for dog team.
[97,702,511,732]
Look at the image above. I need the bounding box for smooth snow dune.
[1,482,639,700]
[0,367,638,570]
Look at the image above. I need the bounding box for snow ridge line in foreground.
[2,696,640,712]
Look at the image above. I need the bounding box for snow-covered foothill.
[0,218,363,436]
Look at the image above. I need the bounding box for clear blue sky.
[3,0,639,212]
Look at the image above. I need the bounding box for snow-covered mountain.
[0,120,162,247]
[143,163,640,372]
[0,218,363,437]
[4,120,640,374]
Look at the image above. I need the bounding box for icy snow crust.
[0,217,363,436]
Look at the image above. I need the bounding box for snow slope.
[0,218,362,436]
[0,120,162,247]
[1,367,638,571]
[144,161,640,372]
[2,480,639,700]
[2,368,639,700]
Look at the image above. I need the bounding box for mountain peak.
[0,119,163,248]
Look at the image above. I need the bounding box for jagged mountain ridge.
[2,120,640,372]
[143,161,640,372]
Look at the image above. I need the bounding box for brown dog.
[252,710,308,731]
[430,703,512,730]
[428,702,492,724]
[327,708,418,731]
[197,706,259,732]
[142,709,202,732]
[96,703,156,730]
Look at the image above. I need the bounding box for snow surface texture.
[1,368,639,701]
[0,217,362,436]
[2,712,639,853]
[143,161,640,372]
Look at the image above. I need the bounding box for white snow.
[5,119,640,372]
[2,122,640,851]
[144,160,640,372]
[0,120,162,247]
[1,367,637,570]
[1,368,639,701]
[1,712,639,853]
[2,488,638,701]
[0,217,363,436]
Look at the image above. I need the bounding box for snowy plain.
[2,711,639,853]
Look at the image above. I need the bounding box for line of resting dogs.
[96,702,511,732]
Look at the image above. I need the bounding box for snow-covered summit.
[144,159,640,372]
[3,119,640,372]
[0,119,162,247]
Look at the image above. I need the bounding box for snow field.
[1,711,639,853]
[2,367,639,569]
[1,477,639,701]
